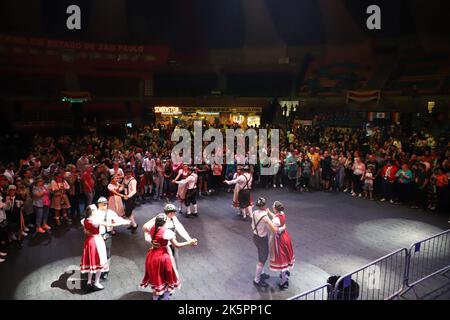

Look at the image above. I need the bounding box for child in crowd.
[363,167,375,200]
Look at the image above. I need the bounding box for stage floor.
[1,189,449,300]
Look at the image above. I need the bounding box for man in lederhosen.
[224,165,253,219]
[173,166,198,217]
[251,197,280,287]
[95,197,130,280]
[123,168,139,233]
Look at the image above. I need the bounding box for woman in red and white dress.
[174,164,189,213]
[80,205,114,291]
[107,175,125,217]
[141,213,197,300]
[267,201,295,290]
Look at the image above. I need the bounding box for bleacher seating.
[385,53,449,95]
[301,59,374,96]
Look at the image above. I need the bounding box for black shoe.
[278,281,289,290]
[261,273,270,281]
[279,271,291,278]
[100,272,109,281]
[253,280,269,288]
[131,225,138,234]
[86,284,94,292]
[192,212,198,217]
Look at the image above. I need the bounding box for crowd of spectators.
[0,120,449,263]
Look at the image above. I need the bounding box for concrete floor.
[1,189,449,300]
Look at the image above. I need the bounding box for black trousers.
[414,187,427,208]
[124,196,136,217]
[398,183,411,204]
[69,194,80,218]
[353,174,363,194]
[0,224,9,251]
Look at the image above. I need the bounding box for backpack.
[327,275,360,300]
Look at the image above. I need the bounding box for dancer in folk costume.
[123,168,139,233]
[267,201,295,290]
[107,175,125,217]
[173,166,198,217]
[94,197,130,280]
[143,203,195,264]
[174,164,190,214]
[251,197,281,288]
[80,205,117,291]
[224,165,253,219]
[140,213,197,300]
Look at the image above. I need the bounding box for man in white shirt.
[94,197,130,280]
[143,203,194,243]
[224,165,253,219]
[142,203,197,262]
[123,168,138,232]
[173,166,198,217]
[251,198,279,287]
[142,152,155,197]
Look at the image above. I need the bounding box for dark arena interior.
[0,0,449,307]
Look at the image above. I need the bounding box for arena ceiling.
[1,0,449,50]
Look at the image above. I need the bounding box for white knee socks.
[87,272,94,285]
[95,271,102,285]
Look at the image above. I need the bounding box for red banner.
[0,34,168,55]
[346,90,381,103]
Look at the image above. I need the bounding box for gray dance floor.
[1,189,449,300]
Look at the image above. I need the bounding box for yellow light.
[427,101,435,114]
[155,106,180,113]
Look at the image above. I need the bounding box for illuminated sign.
[154,106,180,113]
[154,106,262,113]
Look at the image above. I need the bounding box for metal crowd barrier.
[401,229,450,299]
[332,248,408,300]
[288,284,332,300]
[288,230,450,300]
